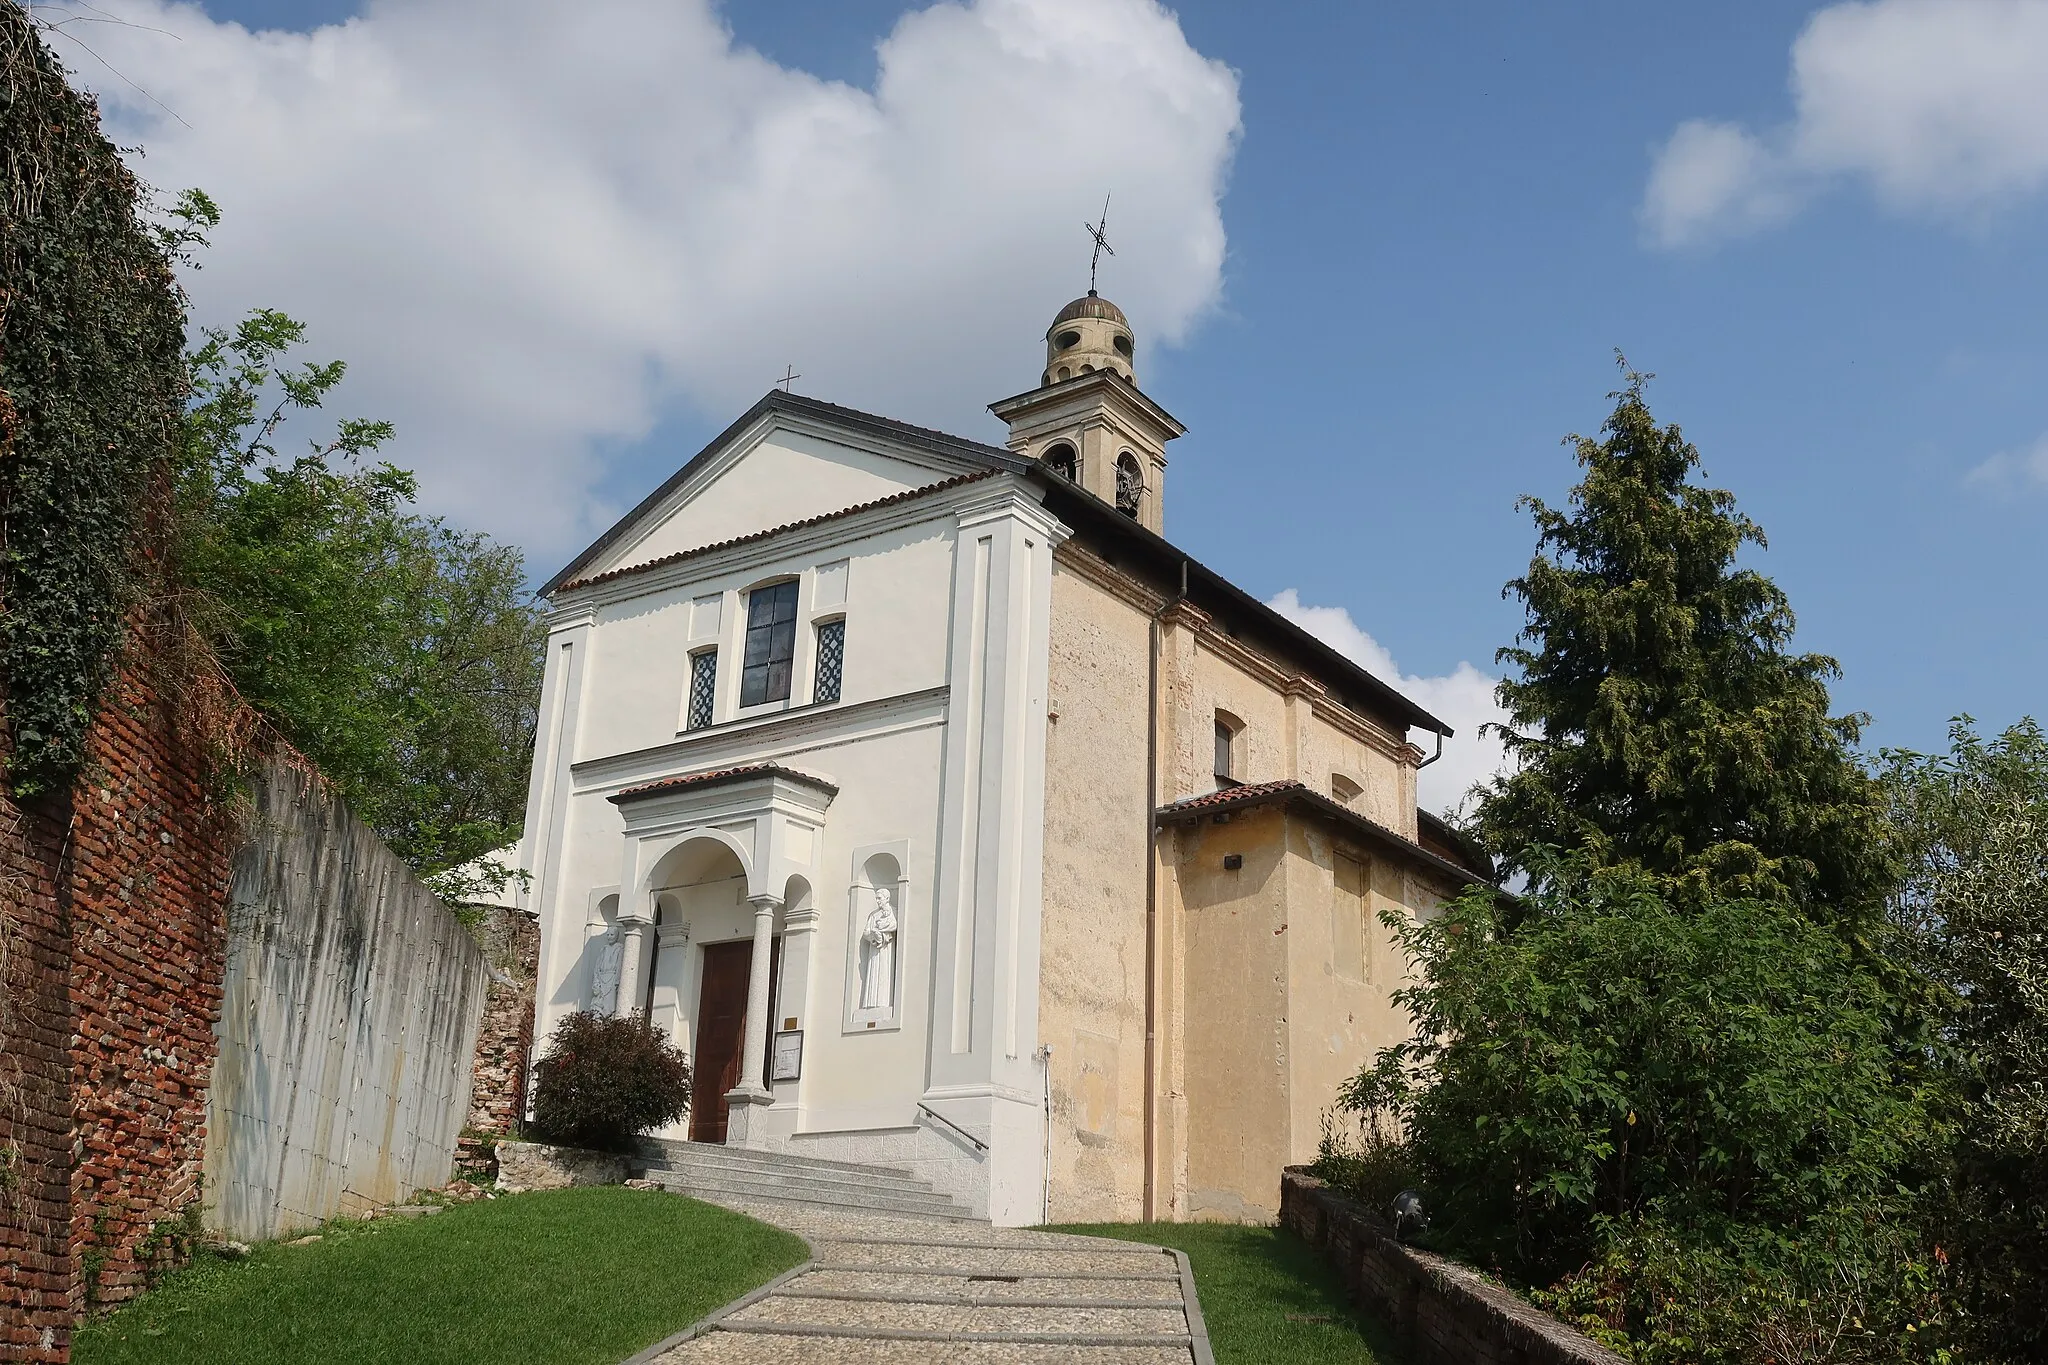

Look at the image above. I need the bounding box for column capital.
[746,893,784,914]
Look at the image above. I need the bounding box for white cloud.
[1265,591,1514,819]
[1966,432,2048,490]
[61,0,1239,560]
[1644,0,2048,247]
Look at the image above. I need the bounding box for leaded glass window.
[814,619,845,704]
[686,650,717,730]
[740,580,800,707]
[1115,453,1143,518]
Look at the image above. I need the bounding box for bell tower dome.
[991,292,1184,534]
[1042,291,1135,386]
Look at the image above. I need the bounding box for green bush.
[1333,857,1959,1361]
[529,1012,691,1153]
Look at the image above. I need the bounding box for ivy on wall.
[0,9,188,796]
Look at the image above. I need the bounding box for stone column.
[613,910,653,1017]
[724,893,780,1146]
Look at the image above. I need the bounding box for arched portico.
[607,764,835,1146]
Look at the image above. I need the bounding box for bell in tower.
[990,290,1184,534]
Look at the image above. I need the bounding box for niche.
[843,843,908,1032]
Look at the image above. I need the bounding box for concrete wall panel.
[204,758,487,1242]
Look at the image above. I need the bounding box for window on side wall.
[740,579,800,707]
[814,618,845,704]
[1331,774,1363,808]
[685,650,717,730]
[1214,712,1242,788]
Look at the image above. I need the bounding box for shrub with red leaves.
[529,1011,691,1152]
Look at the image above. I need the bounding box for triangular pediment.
[544,392,1019,595]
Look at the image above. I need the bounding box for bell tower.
[989,291,1184,534]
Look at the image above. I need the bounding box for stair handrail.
[915,1101,989,1152]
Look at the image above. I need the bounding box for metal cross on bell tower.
[1083,193,1114,294]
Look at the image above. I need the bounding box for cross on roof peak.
[1084,193,1114,294]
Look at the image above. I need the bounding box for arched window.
[1056,366,1071,382]
[1331,774,1363,808]
[1042,442,1077,481]
[1115,453,1143,518]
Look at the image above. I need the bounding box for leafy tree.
[1336,862,1956,1362]
[1347,863,1929,1272]
[1880,718,2048,1354]
[171,309,544,881]
[1476,366,1892,924]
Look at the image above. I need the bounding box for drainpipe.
[1414,726,1446,769]
[1143,560,1187,1222]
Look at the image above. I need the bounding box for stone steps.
[638,1146,941,1198]
[637,1137,932,1183]
[632,1138,979,1221]
[638,1168,977,1221]
[633,1220,1214,1365]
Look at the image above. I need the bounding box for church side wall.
[1038,559,1154,1222]
[1171,808,1296,1222]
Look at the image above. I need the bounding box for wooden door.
[688,938,780,1143]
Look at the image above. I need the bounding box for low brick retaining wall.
[1280,1168,1626,1365]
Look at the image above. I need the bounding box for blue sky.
[68,0,2048,796]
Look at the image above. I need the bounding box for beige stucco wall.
[1170,807,1295,1222]
[1038,556,1154,1222]
[1167,810,1459,1223]
[1037,541,1458,1225]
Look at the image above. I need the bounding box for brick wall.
[1279,1168,1627,1365]
[0,663,232,1363]
[466,906,539,1137]
[0,769,77,1363]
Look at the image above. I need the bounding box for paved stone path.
[630,1200,1213,1364]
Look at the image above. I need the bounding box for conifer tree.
[1477,364,1891,924]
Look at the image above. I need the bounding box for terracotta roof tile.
[609,763,838,803]
[1157,780,1488,887]
[559,470,1004,593]
[1158,780,1306,814]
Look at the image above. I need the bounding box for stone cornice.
[1054,541,1417,765]
[572,685,951,791]
[554,474,1031,612]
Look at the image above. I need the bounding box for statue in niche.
[589,924,624,1014]
[859,888,897,1011]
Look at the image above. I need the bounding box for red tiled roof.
[1157,780,1489,887]
[559,470,1004,593]
[609,763,838,803]
[1158,780,1305,814]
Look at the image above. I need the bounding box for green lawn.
[1047,1221,1404,1365]
[74,1186,806,1365]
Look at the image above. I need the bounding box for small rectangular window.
[1214,719,1234,785]
[686,651,717,730]
[814,619,845,704]
[740,580,801,707]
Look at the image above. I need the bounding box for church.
[515,289,1491,1227]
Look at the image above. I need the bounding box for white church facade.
[515,293,1491,1226]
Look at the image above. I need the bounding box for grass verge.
[1047,1221,1404,1365]
[74,1186,806,1365]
